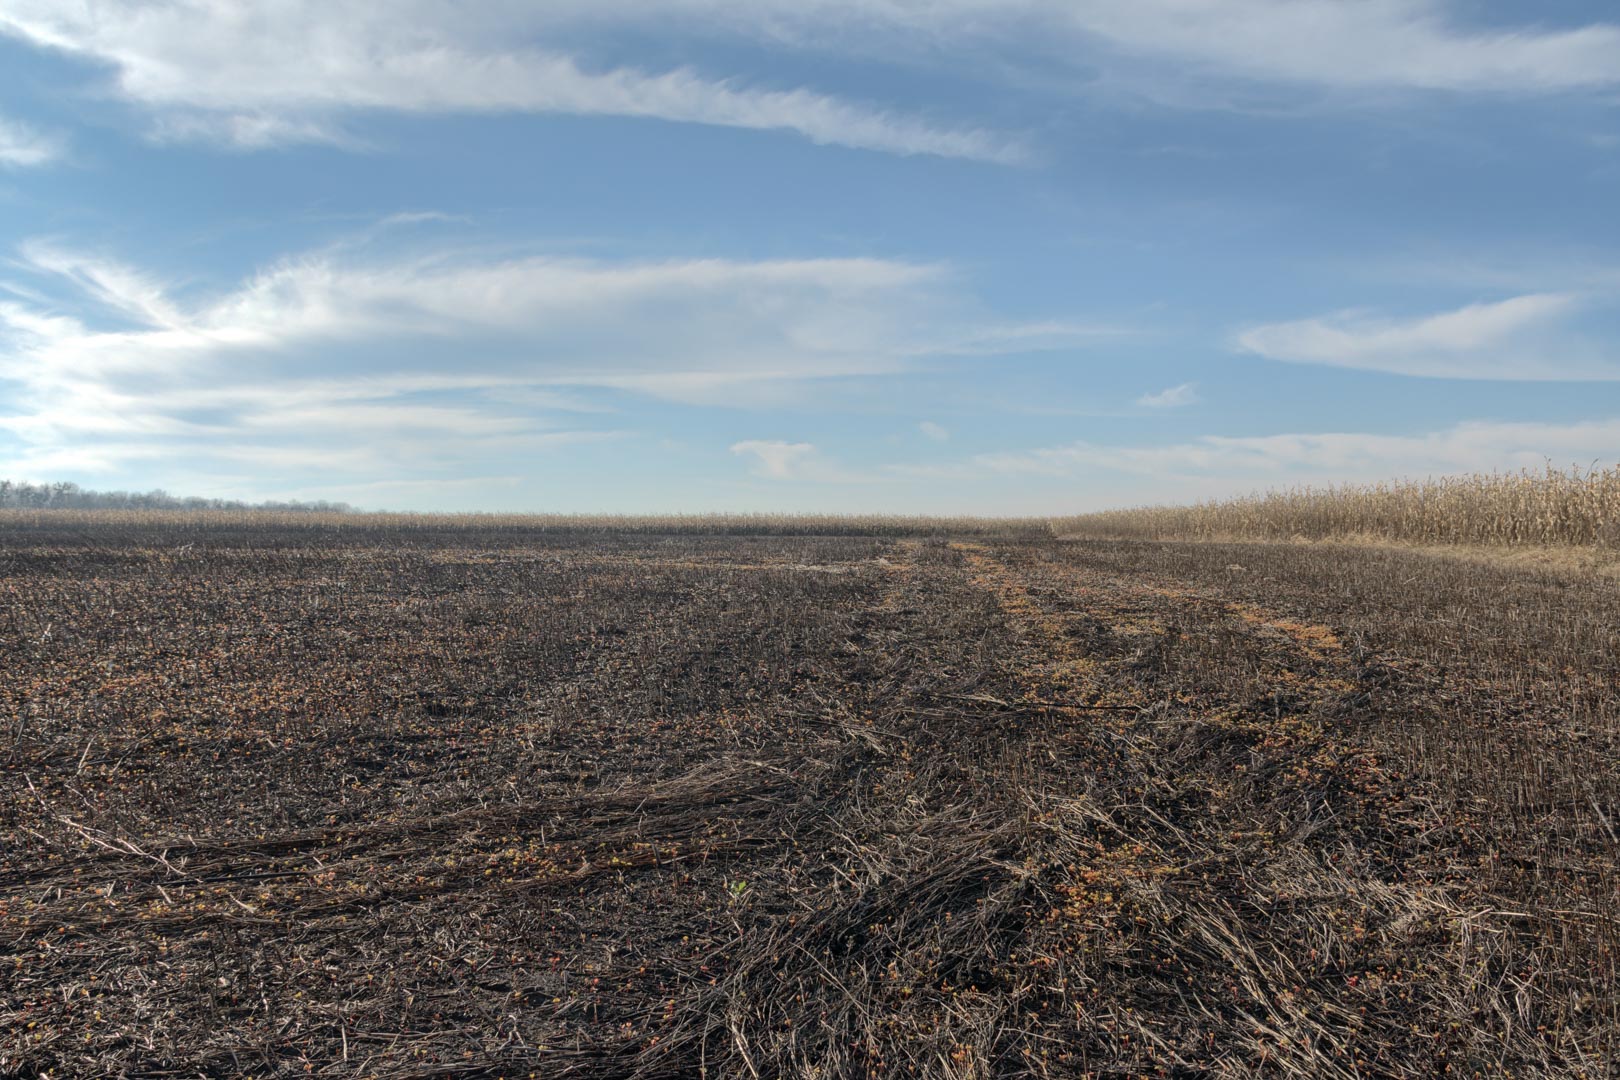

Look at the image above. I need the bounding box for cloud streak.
[1052,1,1620,94]
[1138,382,1198,408]
[730,440,818,479]
[0,237,1083,490]
[0,111,62,167]
[0,1,1022,161]
[518,0,1620,96]
[7,1,1608,168]
[1237,295,1620,380]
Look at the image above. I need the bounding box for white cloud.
[0,1,1021,161]
[6,1,1605,170]
[489,1,1620,96]
[378,211,471,229]
[0,237,1076,487]
[2,244,946,381]
[1237,294,1620,380]
[730,440,818,479]
[0,111,62,167]
[1050,1,1620,94]
[1137,381,1198,407]
[148,111,359,151]
[728,439,881,484]
[918,420,949,441]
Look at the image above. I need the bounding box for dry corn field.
[1055,466,1620,549]
[2,513,1617,1078]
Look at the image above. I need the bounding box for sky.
[0,1,1617,514]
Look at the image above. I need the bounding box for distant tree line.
[0,480,353,513]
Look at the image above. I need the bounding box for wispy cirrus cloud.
[0,246,922,484]
[1138,382,1198,408]
[1043,0,1620,95]
[0,236,1093,487]
[730,440,818,480]
[7,1,1608,168]
[729,440,884,484]
[0,111,62,167]
[3,242,942,377]
[527,0,1620,97]
[0,1,1023,161]
[1237,294,1620,380]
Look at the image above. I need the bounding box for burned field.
[3,522,1618,1078]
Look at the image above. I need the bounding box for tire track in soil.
[939,542,1485,1079]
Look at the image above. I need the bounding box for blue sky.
[0,1,1617,513]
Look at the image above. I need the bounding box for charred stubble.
[2,526,1616,1077]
